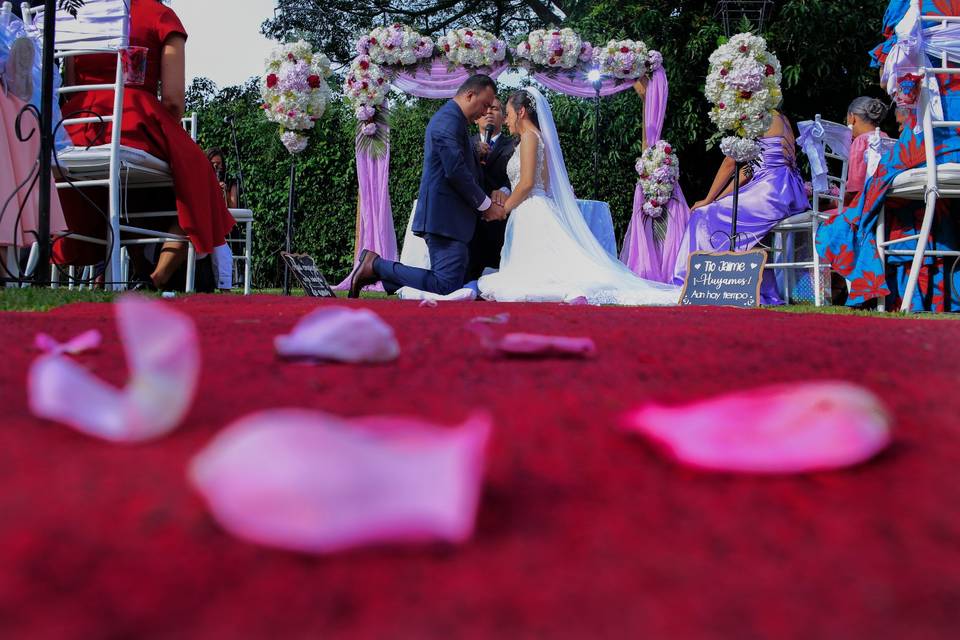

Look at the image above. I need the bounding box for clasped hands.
[482,190,509,221]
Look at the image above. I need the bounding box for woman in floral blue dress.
[815,0,960,311]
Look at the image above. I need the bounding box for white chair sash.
[33,0,129,50]
[866,128,898,178]
[880,3,960,127]
[797,118,851,193]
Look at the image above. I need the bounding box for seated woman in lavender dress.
[671,112,808,304]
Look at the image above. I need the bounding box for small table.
[576,200,617,258]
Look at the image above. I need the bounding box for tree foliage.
[192,0,894,289]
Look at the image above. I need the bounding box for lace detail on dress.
[506,132,548,195]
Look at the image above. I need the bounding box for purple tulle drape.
[335,143,398,290]
[619,67,691,282]
[393,60,509,97]
[336,61,508,290]
[532,72,635,98]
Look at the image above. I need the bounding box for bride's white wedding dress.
[478,90,680,306]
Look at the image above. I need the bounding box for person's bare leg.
[150,223,188,287]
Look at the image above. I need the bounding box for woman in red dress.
[54,0,234,289]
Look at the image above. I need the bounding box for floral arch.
[335,24,673,288]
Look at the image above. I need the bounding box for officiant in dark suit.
[468,97,515,281]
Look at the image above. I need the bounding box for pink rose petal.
[274,307,399,363]
[419,299,439,308]
[28,295,200,443]
[471,312,510,324]
[565,296,589,306]
[497,333,597,357]
[468,318,595,358]
[189,410,492,554]
[34,329,102,355]
[623,382,892,474]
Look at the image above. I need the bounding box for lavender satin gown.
[672,135,808,304]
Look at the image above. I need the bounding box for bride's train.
[477,87,680,306]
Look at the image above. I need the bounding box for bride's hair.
[507,90,540,128]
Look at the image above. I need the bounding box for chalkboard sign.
[680,249,768,308]
[281,252,336,298]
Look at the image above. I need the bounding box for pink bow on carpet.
[34,329,102,355]
[274,307,400,363]
[28,295,200,444]
[189,410,492,554]
[623,382,892,474]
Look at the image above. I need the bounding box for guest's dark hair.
[205,147,227,169]
[507,90,539,128]
[456,74,497,96]
[848,96,890,126]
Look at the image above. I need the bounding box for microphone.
[483,124,495,144]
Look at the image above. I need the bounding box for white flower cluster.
[636,140,679,218]
[596,39,662,80]
[719,136,761,164]
[343,56,391,136]
[356,24,434,67]
[705,32,782,149]
[281,131,309,154]
[514,27,593,70]
[438,28,507,68]
[260,41,333,153]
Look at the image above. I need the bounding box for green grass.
[0,286,955,318]
[0,287,118,312]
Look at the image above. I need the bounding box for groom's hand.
[490,190,508,206]
[483,202,507,221]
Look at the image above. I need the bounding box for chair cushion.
[890,163,960,198]
[56,144,170,177]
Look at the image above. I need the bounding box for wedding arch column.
[619,67,691,283]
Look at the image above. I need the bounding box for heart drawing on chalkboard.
[750,263,759,269]
[693,263,702,271]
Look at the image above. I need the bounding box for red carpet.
[2,296,959,639]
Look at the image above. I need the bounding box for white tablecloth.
[576,200,617,258]
[399,199,618,267]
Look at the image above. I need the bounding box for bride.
[477,87,679,305]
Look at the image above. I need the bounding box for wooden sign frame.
[280,252,336,298]
[679,249,768,308]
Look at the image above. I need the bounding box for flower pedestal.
[283,157,297,296]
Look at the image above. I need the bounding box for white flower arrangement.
[636,140,679,218]
[514,27,593,70]
[595,39,662,80]
[719,135,762,164]
[343,55,391,136]
[260,40,333,154]
[356,23,434,67]
[439,28,507,68]
[705,33,782,160]
[280,131,309,154]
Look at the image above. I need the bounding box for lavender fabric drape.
[619,67,688,282]
[619,185,663,280]
[532,71,636,98]
[393,60,509,98]
[334,143,397,290]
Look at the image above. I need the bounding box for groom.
[348,74,507,298]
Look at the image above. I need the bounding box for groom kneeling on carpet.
[348,75,508,298]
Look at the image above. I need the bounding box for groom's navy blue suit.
[374,100,490,295]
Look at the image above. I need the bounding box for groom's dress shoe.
[348,249,380,298]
